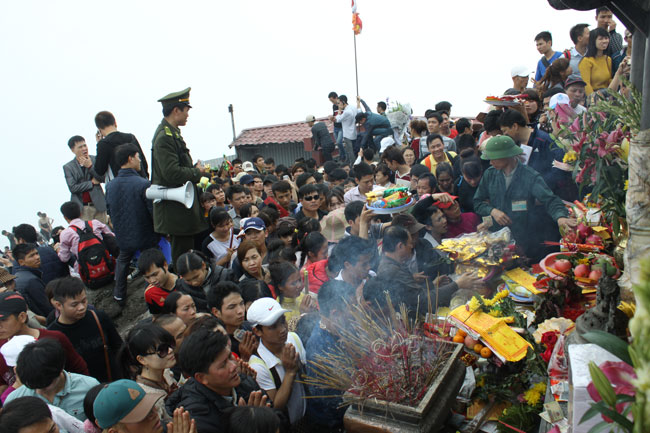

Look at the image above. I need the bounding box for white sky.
[0,0,622,248]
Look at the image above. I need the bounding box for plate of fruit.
[365,187,415,214]
[540,252,620,287]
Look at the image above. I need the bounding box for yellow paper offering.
[450,305,532,362]
[503,268,542,295]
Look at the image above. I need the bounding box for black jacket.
[14,266,53,317]
[165,377,259,433]
[177,263,235,312]
[95,131,149,179]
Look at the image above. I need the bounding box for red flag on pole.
[352,0,362,35]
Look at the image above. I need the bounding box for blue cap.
[241,217,266,232]
[93,380,162,429]
[239,174,254,185]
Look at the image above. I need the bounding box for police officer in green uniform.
[151,87,208,265]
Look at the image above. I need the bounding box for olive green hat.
[481,135,523,160]
[158,87,192,109]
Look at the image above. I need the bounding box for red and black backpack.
[72,221,115,289]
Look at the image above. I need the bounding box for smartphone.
[283,175,290,180]
[233,328,246,342]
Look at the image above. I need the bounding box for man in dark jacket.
[166,328,266,433]
[12,224,68,285]
[151,87,208,265]
[105,144,160,306]
[94,110,149,181]
[306,115,335,162]
[11,244,53,317]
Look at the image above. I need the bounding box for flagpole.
[353,32,359,99]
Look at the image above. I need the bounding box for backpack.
[72,221,115,289]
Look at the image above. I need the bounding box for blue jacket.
[14,265,53,317]
[105,168,159,252]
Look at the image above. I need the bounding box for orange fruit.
[480,347,493,358]
[473,343,484,353]
[452,334,465,344]
[456,329,467,338]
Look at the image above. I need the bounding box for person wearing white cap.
[510,65,531,93]
[247,297,306,426]
[1,336,86,433]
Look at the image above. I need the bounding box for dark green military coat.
[151,119,207,236]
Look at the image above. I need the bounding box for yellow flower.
[577,257,590,265]
[488,309,502,317]
[533,382,547,394]
[468,297,481,312]
[624,180,629,191]
[563,150,578,163]
[493,289,509,302]
[524,389,541,406]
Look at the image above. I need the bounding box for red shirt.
[263,197,289,218]
[0,329,89,386]
[445,212,480,239]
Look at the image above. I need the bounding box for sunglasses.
[303,194,320,201]
[147,343,175,358]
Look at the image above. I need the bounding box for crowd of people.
[0,6,634,433]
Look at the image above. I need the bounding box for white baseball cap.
[549,93,570,109]
[511,65,530,78]
[247,298,290,327]
[305,115,316,122]
[1,335,36,367]
[242,161,255,172]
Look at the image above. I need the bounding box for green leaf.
[597,405,634,431]
[580,402,605,423]
[616,394,636,404]
[587,420,615,433]
[582,331,632,365]
[589,362,617,407]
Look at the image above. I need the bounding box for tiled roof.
[230,117,333,147]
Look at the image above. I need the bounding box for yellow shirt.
[579,55,612,95]
[421,151,457,175]
[280,294,304,331]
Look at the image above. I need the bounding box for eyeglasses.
[303,194,320,201]
[146,343,175,358]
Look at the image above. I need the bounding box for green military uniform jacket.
[473,163,568,258]
[151,119,207,236]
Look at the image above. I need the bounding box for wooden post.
[642,33,650,130]
[631,31,645,92]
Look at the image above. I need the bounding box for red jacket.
[263,197,289,218]
[305,259,330,294]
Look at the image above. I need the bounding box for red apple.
[589,269,603,281]
[553,259,572,273]
[574,264,590,278]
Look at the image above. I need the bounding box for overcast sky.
[0,0,622,248]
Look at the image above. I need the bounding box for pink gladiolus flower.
[555,104,576,124]
[587,361,636,423]
[569,116,581,133]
